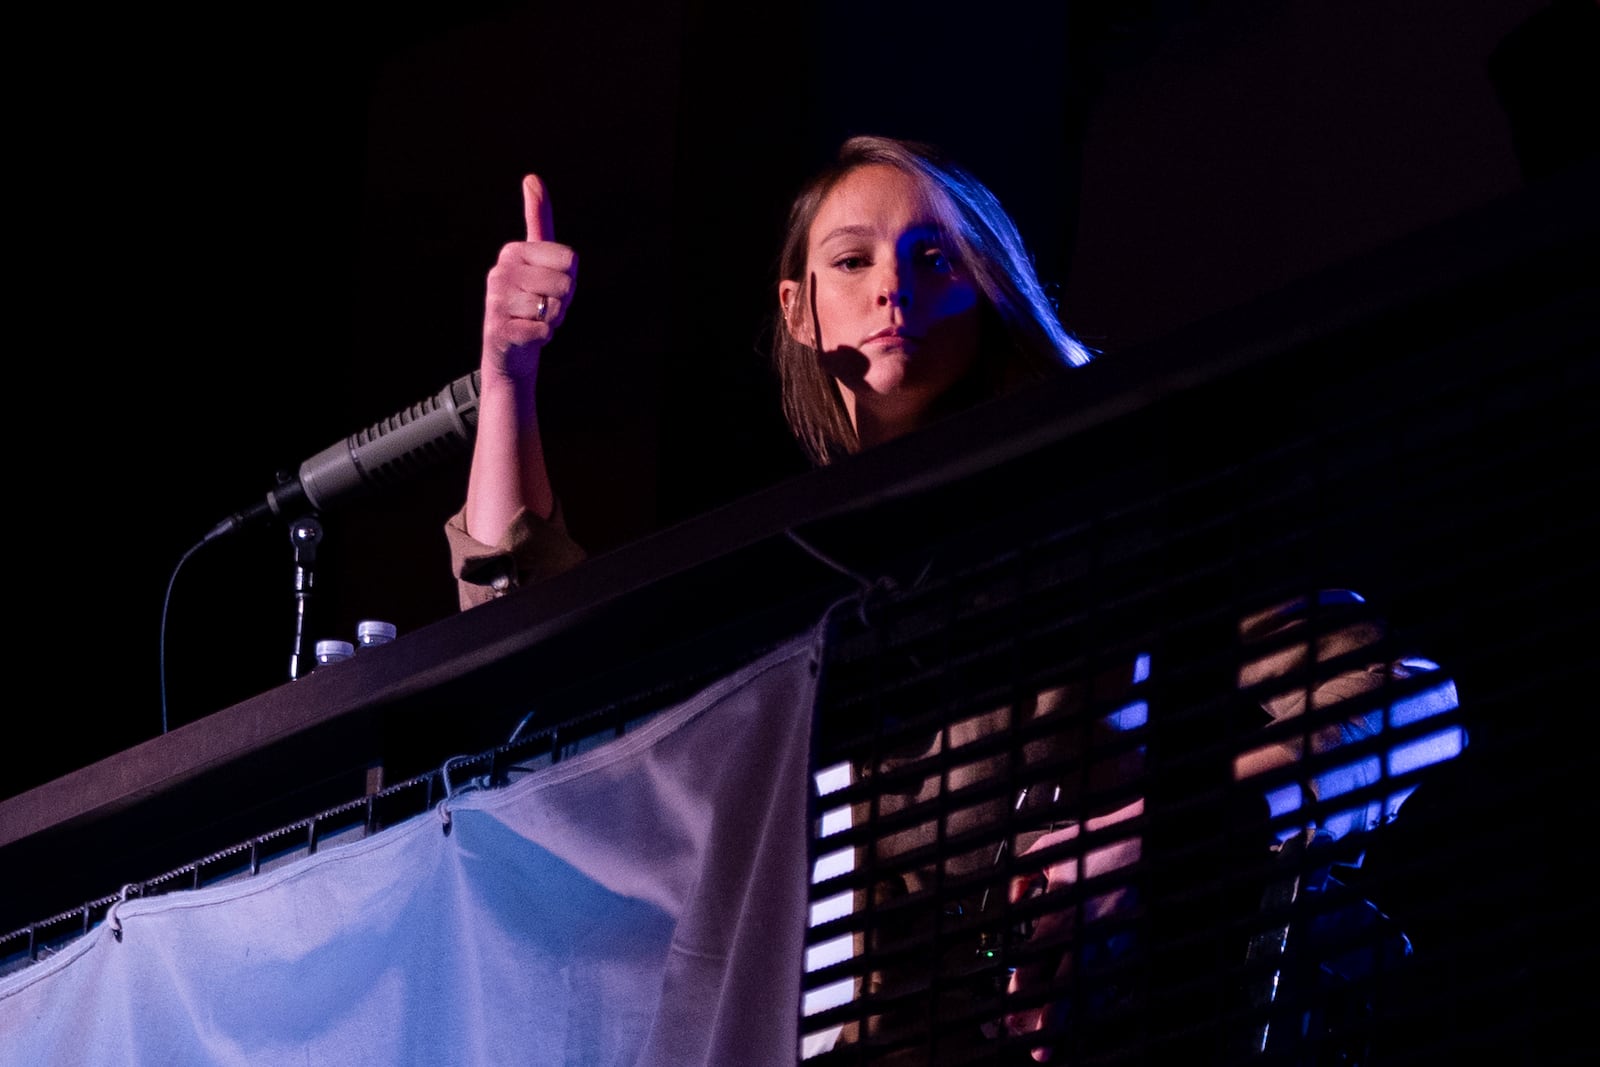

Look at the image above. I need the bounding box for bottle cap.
[356,620,398,646]
[315,639,356,663]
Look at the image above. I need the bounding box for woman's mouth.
[862,327,920,348]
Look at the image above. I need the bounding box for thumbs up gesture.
[483,174,578,382]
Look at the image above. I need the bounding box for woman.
[444,137,1105,1063]
[446,137,1108,1062]
[446,136,1090,607]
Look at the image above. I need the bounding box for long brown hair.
[773,135,1090,465]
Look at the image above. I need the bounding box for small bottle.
[315,639,356,667]
[356,620,398,650]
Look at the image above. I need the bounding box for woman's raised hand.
[482,174,578,382]
[463,174,577,547]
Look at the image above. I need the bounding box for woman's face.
[781,164,982,445]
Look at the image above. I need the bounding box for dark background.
[14,0,1591,798]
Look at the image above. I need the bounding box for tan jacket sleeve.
[443,502,588,611]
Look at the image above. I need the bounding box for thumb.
[522,174,554,243]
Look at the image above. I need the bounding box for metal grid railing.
[794,244,1594,1063]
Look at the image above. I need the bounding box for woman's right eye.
[833,255,869,272]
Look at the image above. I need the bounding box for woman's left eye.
[921,248,952,272]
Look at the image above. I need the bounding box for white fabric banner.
[0,636,818,1067]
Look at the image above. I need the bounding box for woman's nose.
[876,264,910,308]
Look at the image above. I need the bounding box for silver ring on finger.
[534,293,549,322]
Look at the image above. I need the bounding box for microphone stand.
[200,370,483,690]
[288,513,324,681]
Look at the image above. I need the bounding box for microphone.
[206,370,483,541]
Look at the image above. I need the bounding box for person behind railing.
[445,135,1103,1061]
[443,135,1462,1063]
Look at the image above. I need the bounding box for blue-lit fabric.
[0,638,817,1067]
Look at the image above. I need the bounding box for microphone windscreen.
[298,371,482,512]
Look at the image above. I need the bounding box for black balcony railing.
[2,159,1594,1063]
